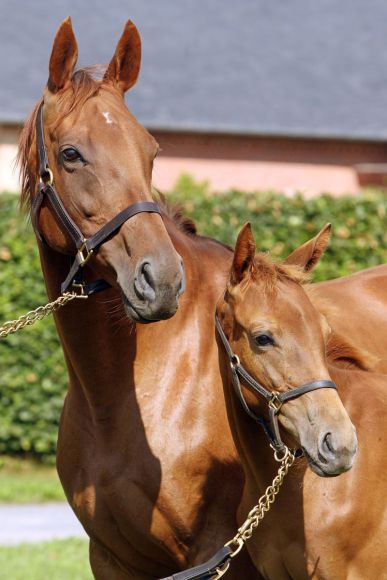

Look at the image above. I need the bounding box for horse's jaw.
[121,291,179,323]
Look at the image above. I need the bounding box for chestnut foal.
[217,224,387,579]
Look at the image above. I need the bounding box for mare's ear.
[103,20,141,93]
[47,17,78,94]
[230,223,256,285]
[283,224,331,272]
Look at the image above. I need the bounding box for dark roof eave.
[2,113,387,144]
[144,121,387,144]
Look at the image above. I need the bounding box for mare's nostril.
[177,261,186,297]
[319,432,336,462]
[324,432,335,454]
[134,261,156,302]
[142,263,153,288]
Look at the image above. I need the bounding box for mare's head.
[217,224,357,476]
[19,18,184,322]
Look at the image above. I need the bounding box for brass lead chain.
[0,292,88,339]
[225,447,296,559]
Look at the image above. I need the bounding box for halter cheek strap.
[31,103,161,296]
[215,314,337,453]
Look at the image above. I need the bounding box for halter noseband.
[215,314,337,454]
[31,103,161,296]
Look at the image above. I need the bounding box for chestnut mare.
[19,18,257,579]
[216,224,387,579]
[20,17,387,580]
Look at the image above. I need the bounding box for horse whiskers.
[105,303,126,316]
[97,295,123,306]
[101,300,134,331]
[110,315,135,336]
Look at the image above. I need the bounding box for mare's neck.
[38,218,231,409]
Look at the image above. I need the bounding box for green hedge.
[169,176,387,280]
[0,182,386,462]
[0,195,66,463]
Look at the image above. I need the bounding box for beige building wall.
[151,131,387,197]
[0,123,386,196]
[153,157,358,197]
[0,124,21,192]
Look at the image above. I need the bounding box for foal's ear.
[230,223,256,285]
[283,224,331,272]
[103,20,141,93]
[47,17,78,94]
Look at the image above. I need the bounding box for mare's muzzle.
[31,103,178,306]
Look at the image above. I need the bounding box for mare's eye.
[254,334,274,347]
[62,147,82,162]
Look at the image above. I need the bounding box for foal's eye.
[61,147,82,162]
[254,334,274,347]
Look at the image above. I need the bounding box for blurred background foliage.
[0,182,386,462]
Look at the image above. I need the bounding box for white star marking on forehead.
[102,111,113,125]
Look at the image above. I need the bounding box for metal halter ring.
[39,168,54,186]
[273,445,292,463]
[230,354,240,368]
[225,536,244,558]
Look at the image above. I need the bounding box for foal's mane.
[250,253,309,290]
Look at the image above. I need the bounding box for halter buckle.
[269,391,283,412]
[70,281,88,298]
[77,240,93,266]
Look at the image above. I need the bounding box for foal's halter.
[31,103,161,296]
[215,314,337,454]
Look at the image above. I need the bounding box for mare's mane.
[157,192,233,251]
[156,193,198,237]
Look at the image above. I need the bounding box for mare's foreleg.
[89,539,155,580]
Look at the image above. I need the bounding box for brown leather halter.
[31,103,161,296]
[215,314,337,454]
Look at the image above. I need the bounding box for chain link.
[226,447,296,558]
[0,292,88,339]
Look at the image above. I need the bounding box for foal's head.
[19,18,184,322]
[217,224,357,476]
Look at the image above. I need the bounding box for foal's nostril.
[134,261,156,302]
